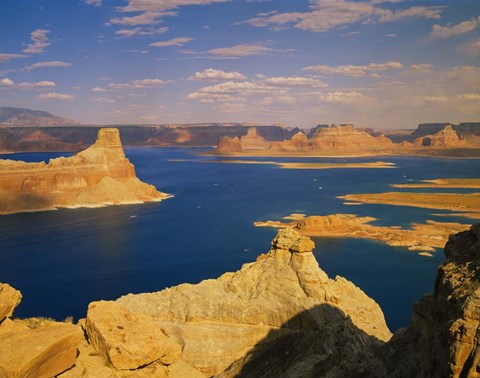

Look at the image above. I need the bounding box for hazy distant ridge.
[0,107,80,127]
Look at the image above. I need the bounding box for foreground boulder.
[117,228,392,375]
[85,301,182,370]
[0,283,22,322]
[0,319,83,378]
[0,128,170,214]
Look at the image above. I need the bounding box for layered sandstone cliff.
[240,127,268,150]
[215,135,243,154]
[413,125,466,148]
[0,128,170,214]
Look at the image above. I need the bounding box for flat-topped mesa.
[215,135,243,154]
[412,124,465,148]
[0,127,170,214]
[116,227,391,375]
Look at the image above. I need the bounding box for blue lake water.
[0,148,479,331]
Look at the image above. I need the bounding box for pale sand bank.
[392,178,480,189]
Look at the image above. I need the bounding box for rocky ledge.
[0,128,170,214]
[0,225,478,377]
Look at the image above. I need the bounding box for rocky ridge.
[0,128,170,214]
[0,225,479,377]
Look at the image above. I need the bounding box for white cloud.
[215,103,245,112]
[467,39,480,56]
[303,61,403,76]
[115,26,168,37]
[188,68,246,81]
[0,53,28,62]
[120,0,231,12]
[17,81,56,88]
[84,0,102,6]
[206,44,273,58]
[263,76,328,88]
[110,11,174,26]
[0,78,14,87]
[38,92,75,100]
[430,17,480,40]
[108,78,170,89]
[23,29,51,54]
[404,64,433,74]
[318,91,365,103]
[376,6,443,23]
[261,95,296,106]
[92,97,116,103]
[242,0,444,32]
[150,37,193,47]
[91,87,107,92]
[25,61,72,70]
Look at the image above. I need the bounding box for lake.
[0,148,478,331]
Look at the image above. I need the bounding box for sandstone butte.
[1,225,479,377]
[0,128,170,214]
[214,124,476,156]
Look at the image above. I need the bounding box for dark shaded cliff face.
[410,123,480,140]
[0,125,298,152]
[387,224,480,378]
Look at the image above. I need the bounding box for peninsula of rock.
[0,128,170,214]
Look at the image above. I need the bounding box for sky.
[0,0,479,130]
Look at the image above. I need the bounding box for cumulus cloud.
[38,92,75,100]
[17,81,56,88]
[92,97,116,103]
[303,61,403,76]
[242,0,444,32]
[84,0,102,6]
[91,87,107,92]
[23,29,51,54]
[108,78,170,89]
[150,37,193,47]
[188,68,246,81]
[0,78,14,87]
[110,11,174,26]
[261,95,296,106]
[115,26,169,37]
[120,0,231,12]
[0,53,28,62]
[25,61,72,70]
[318,91,365,103]
[263,76,328,88]
[206,44,274,58]
[430,17,480,39]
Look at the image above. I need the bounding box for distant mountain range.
[0,107,79,127]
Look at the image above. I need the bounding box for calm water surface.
[0,148,479,330]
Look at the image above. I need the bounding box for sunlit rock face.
[0,128,170,214]
[240,127,268,150]
[215,135,243,153]
[116,228,392,375]
[413,125,465,148]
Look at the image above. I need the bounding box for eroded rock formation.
[116,228,392,375]
[0,128,170,214]
[413,125,465,147]
[215,135,243,153]
[240,127,268,150]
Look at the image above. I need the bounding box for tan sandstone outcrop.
[239,128,268,150]
[215,136,243,154]
[116,228,392,375]
[413,125,465,148]
[0,128,170,214]
[0,318,83,378]
[0,283,22,322]
[85,300,182,370]
[386,223,480,377]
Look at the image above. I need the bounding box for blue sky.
[0,0,479,129]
